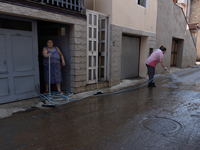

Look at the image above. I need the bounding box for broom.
[42,56,56,108]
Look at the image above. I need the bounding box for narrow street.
[1,66,200,150]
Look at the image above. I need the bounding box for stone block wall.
[70,24,87,93]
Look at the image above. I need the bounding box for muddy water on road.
[1,68,200,150]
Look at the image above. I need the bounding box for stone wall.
[69,24,87,93]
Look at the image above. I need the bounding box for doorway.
[171,39,178,66]
[170,38,183,68]
[37,21,70,93]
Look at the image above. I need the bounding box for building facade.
[174,0,191,22]
[85,0,158,87]
[156,0,196,72]
[0,0,87,104]
[0,0,197,104]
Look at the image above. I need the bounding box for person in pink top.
[145,45,167,87]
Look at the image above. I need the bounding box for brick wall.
[70,24,87,93]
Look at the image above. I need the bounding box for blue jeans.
[146,64,155,84]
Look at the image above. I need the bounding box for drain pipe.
[49,56,51,97]
[186,0,190,22]
[93,0,96,11]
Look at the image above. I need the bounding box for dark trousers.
[146,64,155,84]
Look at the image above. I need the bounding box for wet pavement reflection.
[1,67,200,150]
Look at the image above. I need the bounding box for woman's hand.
[160,59,167,70]
[57,47,66,67]
[42,47,51,58]
[62,61,66,67]
[46,53,51,58]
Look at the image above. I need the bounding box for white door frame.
[86,9,110,84]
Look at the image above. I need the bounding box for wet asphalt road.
[1,67,200,150]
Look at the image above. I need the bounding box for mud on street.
[1,67,200,150]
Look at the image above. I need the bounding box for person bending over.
[145,45,167,87]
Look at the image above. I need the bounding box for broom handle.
[49,56,51,97]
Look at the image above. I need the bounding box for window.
[39,27,66,36]
[138,0,147,7]
[0,18,32,31]
[149,48,153,56]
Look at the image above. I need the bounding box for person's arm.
[42,47,51,58]
[57,47,66,67]
[160,59,167,70]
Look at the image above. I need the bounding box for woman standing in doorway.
[42,39,66,94]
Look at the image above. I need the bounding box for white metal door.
[98,17,108,81]
[86,11,99,84]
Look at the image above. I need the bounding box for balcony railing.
[29,0,85,13]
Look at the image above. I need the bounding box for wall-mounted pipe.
[186,0,191,22]
[93,0,96,11]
